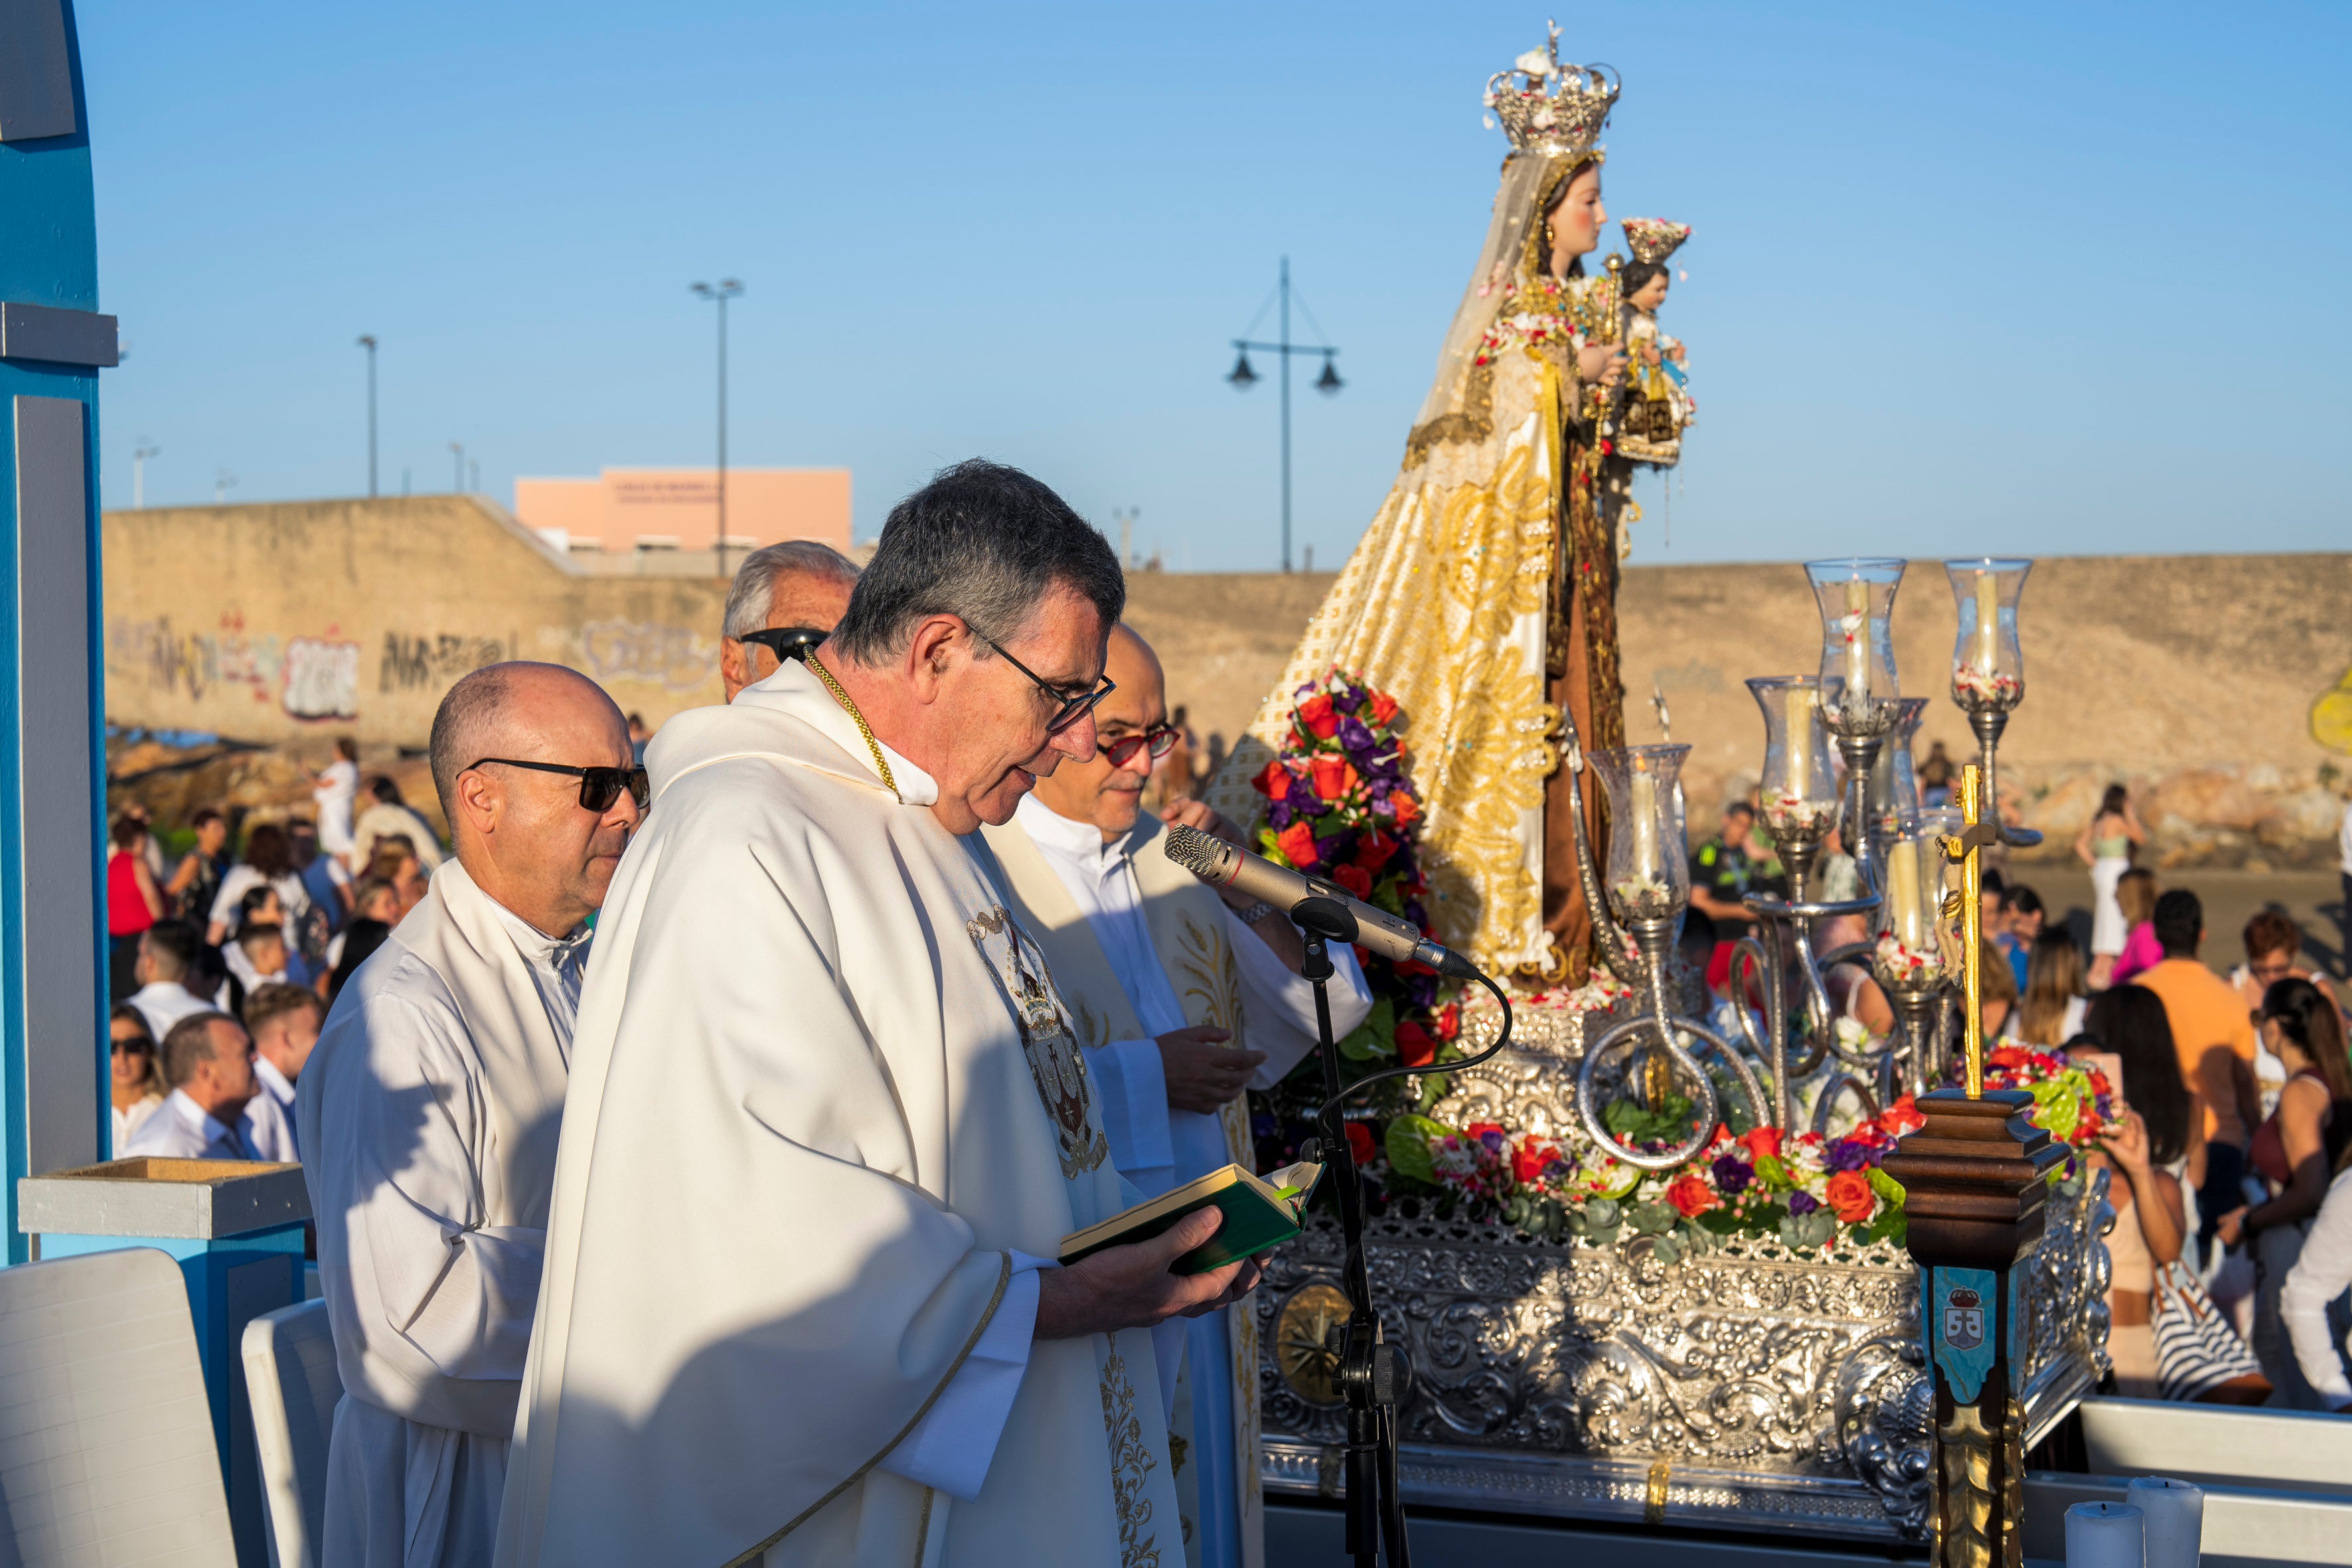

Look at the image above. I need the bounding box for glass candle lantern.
[1589,744,1691,923]
[1806,558,1906,730]
[1874,808,1958,986]
[1944,557,2030,712]
[1867,696,1929,839]
[1747,677,1838,842]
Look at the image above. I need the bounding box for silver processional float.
[1194,27,2112,1559]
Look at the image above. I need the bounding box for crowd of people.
[1680,778,2352,1414]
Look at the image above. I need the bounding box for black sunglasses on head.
[467,757,651,813]
[738,626,829,665]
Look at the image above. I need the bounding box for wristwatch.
[1234,900,1278,927]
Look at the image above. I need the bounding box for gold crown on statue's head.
[1622,218,1691,265]
[1484,20,1620,160]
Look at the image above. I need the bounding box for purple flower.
[1478,1129,1506,1153]
[1786,1190,1820,1215]
[1316,829,1357,868]
[1370,794,1397,819]
[1268,801,1295,831]
[1285,776,1321,815]
[1822,1138,1873,1172]
[1337,717,1376,753]
[1711,1154,1753,1195]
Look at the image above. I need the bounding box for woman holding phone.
[2078,987,2198,1397]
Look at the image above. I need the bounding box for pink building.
[513,467,851,554]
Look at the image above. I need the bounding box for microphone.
[1162,824,1478,980]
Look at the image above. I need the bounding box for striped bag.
[2152,1258,2270,1403]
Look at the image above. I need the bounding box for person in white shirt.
[2280,1162,2352,1413]
[716,536,861,702]
[243,982,322,1162]
[980,623,1372,1567]
[350,775,445,874]
[124,920,221,1043]
[313,737,360,863]
[300,661,643,1568]
[109,1005,167,1154]
[206,823,311,946]
[226,920,313,997]
[123,1012,263,1160]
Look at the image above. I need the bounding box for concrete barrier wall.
[102,499,2352,866]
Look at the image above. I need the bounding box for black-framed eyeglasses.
[1101,724,1180,771]
[738,626,828,665]
[983,637,1115,734]
[467,757,650,813]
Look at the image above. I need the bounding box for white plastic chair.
[240,1298,342,1568]
[0,1247,237,1565]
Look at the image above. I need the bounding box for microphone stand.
[1292,895,1412,1568]
[1287,895,1516,1568]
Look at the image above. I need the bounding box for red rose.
[1466,1122,1504,1140]
[1355,828,1398,872]
[1275,821,1319,868]
[1740,1126,1783,1162]
[1309,755,1358,802]
[1343,1122,1376,1166]
[1333,862,1373,899]
[1512,1139,1555,1186]
[1395,1020,1434,1067]
[1666,1173,1717,1217]
[1879,1094,1926,1138]
[1824,1170,1875,1224]
[1389,792,1421,829]
[1370,691,1399,726]
[1251,759,1291,798]
[1298,693,1341,740]
[1435,1003,1460,1042]
[1988,1046,2029,1069]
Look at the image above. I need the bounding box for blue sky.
[80,2,2351,569]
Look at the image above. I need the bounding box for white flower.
[1834,1016,1872,1052]
[1516,48,1553,78]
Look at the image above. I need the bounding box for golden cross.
[1940,765,1999,1098]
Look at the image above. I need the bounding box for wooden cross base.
[1879,1088,2070,1568]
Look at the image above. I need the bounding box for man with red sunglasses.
[980,623,1371,1568]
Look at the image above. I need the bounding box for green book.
[1058,1160,1322,1276]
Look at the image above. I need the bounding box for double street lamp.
[692,278,745,580]
[1225,256,1342,573]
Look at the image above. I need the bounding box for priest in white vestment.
[982,625,1370,1568]
[497,461,1265,1568]
[299,663,645,1568]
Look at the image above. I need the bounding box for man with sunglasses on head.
[298,661,644,1568]
[501,462,1261,1568]
[977,623,1370,1567]
[718,536,862,702]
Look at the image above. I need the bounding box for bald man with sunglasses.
[299,661,644,1568]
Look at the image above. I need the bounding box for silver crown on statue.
[1484,20,1620,160]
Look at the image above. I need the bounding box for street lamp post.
[356,335,378,498]
[132,439,158,509]
[450,441,465,493]
[1225,256,1343,573]
[692,278,745,580]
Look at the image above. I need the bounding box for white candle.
[2126,1478,2201,1568]
[1630,771,1662,882]
[1843,579,1871,706]
[1787,688,1816,801]
[1974,570,2001,678]
[1887,837,1922,948]
[2065,1501,2144,1568]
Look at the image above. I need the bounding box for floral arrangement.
[1248,672,1461,1166]
[1984,1045,2113,1146]
[1871,931,1946,987]
[1760,787,1838,838]
[1951,665,2023,710]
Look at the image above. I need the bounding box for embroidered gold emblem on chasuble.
[966,905,1109,1178]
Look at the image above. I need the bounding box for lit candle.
[2126,1478,2201,1568]
[1630,769,1662,882]
[1973,570,2001,678]
[2064,1501,2143,1568]
[1887,836,1923,948]
[1843,579,1871,707]
[1787,688,1816,801]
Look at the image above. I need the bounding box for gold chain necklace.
[804,655,898,796]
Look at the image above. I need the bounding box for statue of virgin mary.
[1209,27,1638,991]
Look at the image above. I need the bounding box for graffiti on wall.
[380,632,516,693]
[580,619,718,694]
[108,611,360,722]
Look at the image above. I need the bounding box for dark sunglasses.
[467,757,650,813]
[739,626,828,665]
[1101,724,1180,771]
[983,636,1115,734]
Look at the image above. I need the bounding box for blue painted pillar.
[0,0,116,1263]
